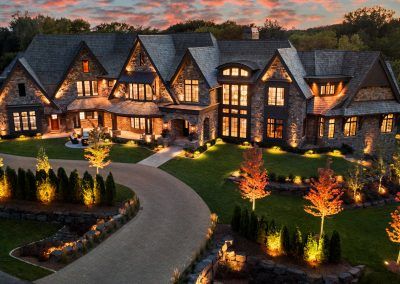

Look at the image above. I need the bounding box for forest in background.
[0,5,399,82]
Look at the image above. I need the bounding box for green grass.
[115,183,135,203]
[0,219,60,281]
[0,138,152,163]
[161,143,400,283]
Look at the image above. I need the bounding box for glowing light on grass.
[266,146,285,155]
[304,150,321,158]
[293,176,302,184]
[328,150,343,157]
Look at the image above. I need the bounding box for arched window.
[222,68,249,77]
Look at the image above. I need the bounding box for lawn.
[0,138,152,163]
[161,143,400,283]
[0,219,60,281]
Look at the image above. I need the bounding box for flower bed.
[11,196,140,270]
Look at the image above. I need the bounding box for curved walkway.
[1,154,211,284]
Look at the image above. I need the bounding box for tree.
[257,218,267,245]
[329,230,341,263]
[259,18,287,40]
[6,166,17,198]
[304,167,343,239]
[239,146,270,211]
[84,126,111,174]
[57,167,69,202]
[36,147,51,174]
[25,169,36,201]
[36,169,56,204]
[16,168,26,199]
[391,143,400,185]
[370,152,389,194]
[289,30,337,51]
[96,174,106,205]
[69,170,81,203]
[281,226,290,255]
[338,34,366,51]
[386,209,400,264]
[81,171,95,206]
[0,167,11,200]
[346,164,365,202]
[292,227,303,258]
[105,172,116,206]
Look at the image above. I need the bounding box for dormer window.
[182,80,199,103]
[222,68,249,77]
[128,83,153,101]
[320,83,335,95]
[82,60,89,73]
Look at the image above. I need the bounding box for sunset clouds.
[0,0,399,29]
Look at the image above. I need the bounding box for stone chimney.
[243,27,259,40]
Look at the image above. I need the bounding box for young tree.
[6,166,17,198]
[239,146,270,211]
[391,144,400,185]
[370,153,389,194]
[84,126,111,174]
[36,147,51,174]
[231,205,242,232]
[304,167,343,239]
[105,172,116,206]
[346,164,364,202]
[25,169,36,201]
[36,169,56,204]
[82,171,95,206]
[386,209,400,265]
[0,157,3,168]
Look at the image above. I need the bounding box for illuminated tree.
[84,126,111,174]
[304,167,343,239]
[36,170,56,204]
[239,146,270,211]
[390,145,400,185]
[36,147,51,174]
[386,209,400,264]
[0,157,3,168]
[370,153,389,194]
[346,164,365,202]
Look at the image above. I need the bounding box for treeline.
[0,6,399,81]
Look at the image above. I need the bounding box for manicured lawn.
[115,183,135,202]
[161,143,400,283]
[0,138,152,163]
[0,219,61,281]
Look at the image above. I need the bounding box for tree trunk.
[96,167,99,175]
[378,177,383,194]
[397,248,400,265]
[319,215,325,240]
[252,198,255,211]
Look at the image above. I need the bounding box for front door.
[98,112,104,127]
[50,115,60,131]
[183,120,189,137]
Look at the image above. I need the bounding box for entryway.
[50,114,60,131]
[171,119,190,138]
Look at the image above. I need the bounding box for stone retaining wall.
[189,239,366,284]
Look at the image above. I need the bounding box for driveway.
[1,154,211,284]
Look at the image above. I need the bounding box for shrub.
[240,207,249,236]
[6,166,17,198]
[48,169,58,192]
[267,229,282,256]
[25,170,37,201]
[69,170,81,203]
[249,211,258,240]
[281,226,290,255]
[291,227,303,258]
[231,205,241,232]
[329,230,341,263]
[257,217,267,245]
[105,172,116,206]
[277,175,286,183]
[303,234,324,266]
[96,174,106,205]
[16,168,26,199]
[82,171,95,206]
[57,167,69,202]
[36,174,56,204]
[321,234,330,264]
[0,168,11,200]
[269,172,276,182]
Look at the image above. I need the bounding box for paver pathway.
[1,154,210,284]
[138,146,183,167]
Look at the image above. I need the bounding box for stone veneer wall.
[0,64,52,135]
[54,48,107,111]
[353,87,395,101]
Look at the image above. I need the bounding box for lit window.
[319,117,324,137]
[381,114,394,133]
[146,85,153,101]
[131,117,146,130]
[183,80,199,102]
[240,118,247,138]
[240,85,248,106]
[92,81,98,96]
[222,117,229,136]
[268,87,285,106]
[108,80,114,87]
[320,83,335,95]
[240,110,247,115]
[13,113,21,131]
[231,109,239,114]
[231,85,239,105]
[18,83,26,97]
[240,69,249,77]
[328,118,335,139]
[138,84,145,100]
[77,81,98,96]
[223,84,230,105]
[223,69,230,76]
[231,117,238,137]
[79,112,85,120]
[267,118,283,138]
[344,117,357,137]
[21,112,28,130]
[29,111,37,130]
[82,60,89,73]
[231,68,239,76]
[77,82,83,96]
[222,108,229,113]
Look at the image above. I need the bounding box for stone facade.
[353,87,395,102]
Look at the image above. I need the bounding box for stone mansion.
[1,31,400,154]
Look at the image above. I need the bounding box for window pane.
[133,84,138,100]
[240,69,249,77]
[240,110,247,115]
[222,117,229,136]
[134,118,140,128]
[29,111,37,130]
[77,82,83,96]
[268,87,276,105]
[276,88,284,106]
[21,112,28,130]
[79,112,85,120]
[130,118,135,128]
[319,117,324,137]
[267,118,274,138]
[84,81,91,96]
[223,69,230,76]
[222,108,229,113]
[231,68,239,76]
[82,60,89,73]
[240,85,248,106]
[192,83,199,102]
[139,84,145,100]
[13,113,21,131]
[146,85,153,101]
[92,81,98,96]
[140,118,146,130]
[240,118,247,138]
[231,117,238,137]
[223,84,230,104]
[276,120,283,138]
[231,85,239,105]
[184,84,191,101]
[328,118,335,138]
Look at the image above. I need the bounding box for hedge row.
[231,206,341,264]
[0,166,116,206]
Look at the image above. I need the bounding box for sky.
[0,0,400,30]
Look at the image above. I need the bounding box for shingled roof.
[20,33,135,96]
